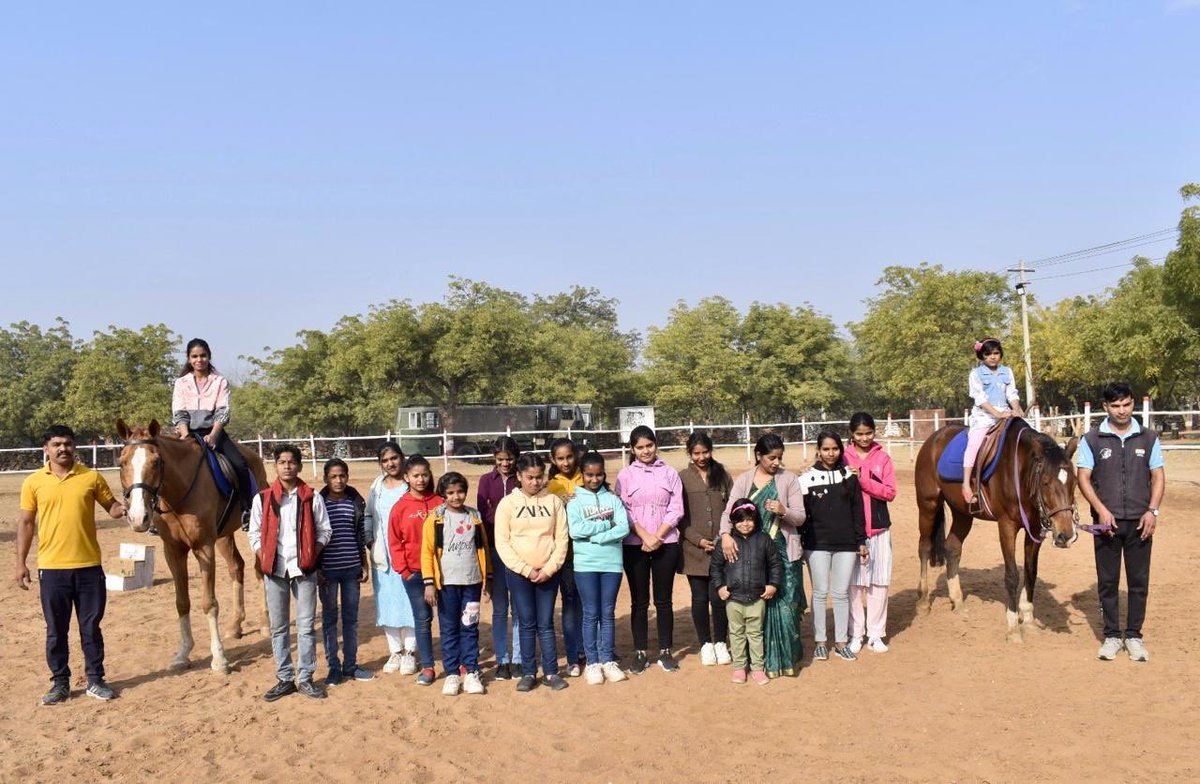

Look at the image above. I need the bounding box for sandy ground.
[1,445,1198,784]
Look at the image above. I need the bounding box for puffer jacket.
[709,515,783,605]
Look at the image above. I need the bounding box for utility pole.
[1007,259,1036,409]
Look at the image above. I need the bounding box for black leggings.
[687,575,728,645]
[623,543,680,651]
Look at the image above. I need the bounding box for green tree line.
[3,187,1197,446]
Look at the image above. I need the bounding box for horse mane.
[1028,430,1069,468]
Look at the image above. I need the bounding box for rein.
[1012,426,1085,542]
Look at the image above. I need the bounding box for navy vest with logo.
[1082,422,1157,520]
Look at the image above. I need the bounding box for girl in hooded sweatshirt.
[494,453,570,693]
[801,431,868,663]
[616,426,684,674]
[567,452,630,685]
[844,412,897,654]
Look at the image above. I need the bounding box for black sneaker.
[86,681,116,701]
[263,679,297,702]
[542,674,569,691]
[832,646,857,662]
[657,649,680,672]
[630,650,649,675]
[240,509,252,532]
[515,674,538,692]
[325,669,342,688]
[297,679,327,699]
[813,644,829,661]
[41,682,70,706]
[494,663,513,681]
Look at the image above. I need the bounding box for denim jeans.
[437,583,483,673]
[402,572,436,669]
[490,548,521,665]
[319,567,362,674]
[39,565,106,685]
[559,559,584,663]
[264,571,319,682]
[505,568,561,677]
[574,570,622,665]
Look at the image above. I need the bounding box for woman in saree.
[719,433,807,677]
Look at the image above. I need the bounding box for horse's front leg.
[194,543,229,673]
[161,533,194,670]
[997,519,1022,643]
[1020,537,1041,633]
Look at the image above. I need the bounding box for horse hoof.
[211,660,229,674]
[169,658,191,671]
[225,626,243,640]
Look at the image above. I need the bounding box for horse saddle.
[190,433,240,500]
[936,419,1013,485]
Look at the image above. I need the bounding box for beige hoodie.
[494,487,568,578]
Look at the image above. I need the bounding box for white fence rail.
[4,398,1197,476]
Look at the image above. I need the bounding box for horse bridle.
[1014,427,1080,542]
[121,437,205,515]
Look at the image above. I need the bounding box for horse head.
[1027,433,1080,549]
[116,418,165,533]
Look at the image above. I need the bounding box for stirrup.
[240,509,251,532]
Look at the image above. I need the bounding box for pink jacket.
[171,373,232,430]
[843,442,896,536]
[615,459,684,545]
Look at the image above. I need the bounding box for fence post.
[91,442,98,468]
[309,434,318,476]
[442,430,450,472]
[1142,396,1152,430]
[688,420,694,434]
[963,408,969,425]
[909,411,916,462]
[257,433,264,459]
[744,412,752,464]
[1031,404,1041,431]
[1083,401,1091,433]
[801,417,808,461]
[932,410,940,431]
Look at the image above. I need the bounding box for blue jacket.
[567,486,631,574]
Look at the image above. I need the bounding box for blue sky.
[4,2,1197,380]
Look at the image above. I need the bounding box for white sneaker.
[585,663,605,685]
[848,637,864,654]
[713,642,732,665]
[442,674,461,696]
[463,671,485,694]
[1124,638,1149,662]
[399,652,418,676]
[1097,637,1124,661]
[567,662,583,678]
[867,637,889,654]
[699,642,717,666]
[383,652,403,673]
[602,661,627,683]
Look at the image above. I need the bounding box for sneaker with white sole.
[848,637,864,655]
[463,671,485,694]
[1124,638,1149,662]
[567,662,583,678]
[442,674,461,695]
[713,641,732,665]
[602,661,627,683]
[833,645,857,662]
[585,663,605,685]
[1097,637,1124,661]
[382,653,403,673]
[813,644,829,661]
[867,637,889,654]
[399,652,418,676]
[699,642,717,666]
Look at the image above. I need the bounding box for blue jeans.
[490,548,521,665]
[438,583,483,673]
[401,573,436,670]
[505,568,561,677]
[560,559,584,663]
[575,570,622,665]
[319,567,362,674]
[264,572,318,682]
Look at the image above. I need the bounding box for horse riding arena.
[2,447,1197,783]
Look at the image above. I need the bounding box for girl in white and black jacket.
[800,430,867,663]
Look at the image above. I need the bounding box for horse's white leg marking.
[1018,570,1034,625]
[128,447,148,527]
[947,574,964,609]
[172,614,194,668]
[208,606,228,672]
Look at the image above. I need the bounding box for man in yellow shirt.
[15,425,126,706]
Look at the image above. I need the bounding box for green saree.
[751,479,804,677]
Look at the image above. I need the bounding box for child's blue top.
[566,486,630,574]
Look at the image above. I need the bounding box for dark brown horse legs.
[997,521,1023,643]
[1021,536,1041,632]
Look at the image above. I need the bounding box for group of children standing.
[304,413,898,697]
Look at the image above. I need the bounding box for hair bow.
[733,503,756,513]
[973,340,984,352]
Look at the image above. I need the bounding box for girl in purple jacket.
[616,426,684,674]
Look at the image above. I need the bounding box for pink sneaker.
[750,670,770,686]
[731,669,747,684]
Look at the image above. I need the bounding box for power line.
[1026,258,1163,282]
[1027,227,1178,269]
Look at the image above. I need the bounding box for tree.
[643,297,751,423]
[849,264,1014,411]
[739,302,851,420]
[0,319,78,447]
[1163,183,1200,333]
[64,324,178,440]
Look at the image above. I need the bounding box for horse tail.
[931,499,947,567]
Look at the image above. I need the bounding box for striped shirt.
[321,497,362,571]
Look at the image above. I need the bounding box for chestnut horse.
[116,419,268,672]
[915,419,1080,642]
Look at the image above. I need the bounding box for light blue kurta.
[367,478,415,628]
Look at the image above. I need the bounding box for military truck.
[396,403,593,457]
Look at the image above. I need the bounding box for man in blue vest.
[1075,382,1164,663]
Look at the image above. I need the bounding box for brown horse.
[116,419,268,672]
[915,419,1080,642]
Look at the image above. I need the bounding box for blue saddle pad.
[198,440,257,499]
[937,423,1012,483]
